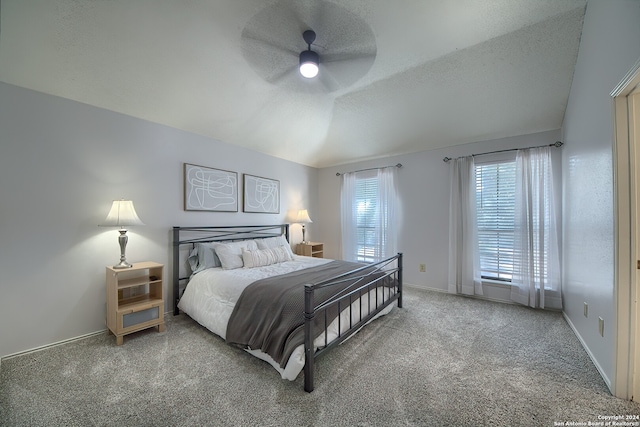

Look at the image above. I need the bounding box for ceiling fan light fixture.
[299,49,319,78]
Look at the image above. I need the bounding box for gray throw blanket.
[225,260,392,368]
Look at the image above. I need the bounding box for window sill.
[482,279,512,289]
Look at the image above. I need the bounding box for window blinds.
[475,161,516,281]
[354,174,379,262]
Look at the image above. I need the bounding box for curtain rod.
[442,141,563,163]
[336,163,402,177]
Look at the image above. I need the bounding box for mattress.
[178,255,394,380]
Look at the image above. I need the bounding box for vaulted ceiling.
[0,0,586,168]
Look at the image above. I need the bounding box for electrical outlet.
[599,317,604,337]
[419,263,426,273]
[583,302,588,317]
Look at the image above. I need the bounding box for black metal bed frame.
[172,224,403,392]
[172,224,291,315]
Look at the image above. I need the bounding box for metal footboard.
[303,253,403,392]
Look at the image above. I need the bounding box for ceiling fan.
[299,30,319,79]
[240,0,377,93]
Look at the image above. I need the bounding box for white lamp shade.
[296,209,313,224]
[299,62,318,78]
[102,200,145,227]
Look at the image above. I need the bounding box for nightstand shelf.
[118,294,163,312]
[116,274,162,290]
[106,261,165,345]
[296,242,324,258]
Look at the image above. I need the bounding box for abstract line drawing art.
[243,174,280,214]
[184,163,238,212]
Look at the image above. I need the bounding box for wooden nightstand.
[106,261,165,345]
[296,242,324,258]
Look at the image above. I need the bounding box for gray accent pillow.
[187,242,221,275]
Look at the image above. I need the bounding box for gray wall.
[317,129,562,303]
[0,82,318,359]
[561,0,640,388]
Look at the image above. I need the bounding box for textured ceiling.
[0,0,586,168]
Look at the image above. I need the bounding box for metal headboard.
[172,224,290,315]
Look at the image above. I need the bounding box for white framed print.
[184,163,238,212]
[243,174,280,214]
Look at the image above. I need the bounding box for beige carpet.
[1,287,639,426]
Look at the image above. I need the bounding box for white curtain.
[340,171,357,261]
[376,166,398,259]
[510,147,562,309]
[448,156,483,296]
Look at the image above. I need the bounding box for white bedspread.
[178,255,394,381]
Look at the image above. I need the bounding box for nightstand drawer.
[122,306,159,328]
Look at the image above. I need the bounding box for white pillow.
[256,234,294,258]
[242,245,293,268]
[214,240,258,270]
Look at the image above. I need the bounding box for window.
[341,167,397,263]
[451,148,560,307]
[354,173,379,262]
[475,160,516,281]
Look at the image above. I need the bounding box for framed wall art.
[243,174,280,214]
[184,163,238,212]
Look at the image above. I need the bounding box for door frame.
[613,57,640,400]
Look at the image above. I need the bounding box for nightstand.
[106,261,165,345]
[296,242,324,258]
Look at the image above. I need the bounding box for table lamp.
[101,200,145,269]
[296,209,312,243]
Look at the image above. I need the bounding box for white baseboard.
[562,312,612,393]
[402,282,447,293]
[1,329,108,362]
[403,282,520,306]
[1,310,175,364]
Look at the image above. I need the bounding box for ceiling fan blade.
[321,51,376,64]
[317,68,341,92]
[264,66,329,95]
[265,65,298,85]
[292,1,324,37]
[317,53,376,90]
[242,31,299,59]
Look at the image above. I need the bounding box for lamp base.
[113,260,133,269]
[113,229,133,269]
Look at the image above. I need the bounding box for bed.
[172,224,403,392]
